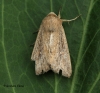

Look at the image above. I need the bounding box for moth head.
[47,12,57,17]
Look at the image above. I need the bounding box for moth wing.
[50,25,72,78]
[31,26,50,75]
[59,26,72,77]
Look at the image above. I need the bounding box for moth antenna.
[33,31,38,34]
[62,14,81,23]
[58,7,62,18]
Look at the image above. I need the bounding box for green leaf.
[0,0,100,93]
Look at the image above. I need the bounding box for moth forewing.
[31,12,79,77]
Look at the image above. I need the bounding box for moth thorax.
[48,12,57,16]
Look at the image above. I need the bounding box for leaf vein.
[70,0,94,93]
[1,0,16,93]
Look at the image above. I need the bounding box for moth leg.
[62,14,81,24]
[33,31,38,34]
[31,30,39,46]
[30,43,34,47]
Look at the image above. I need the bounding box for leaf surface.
[0,0,100,93]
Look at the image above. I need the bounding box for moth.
[31,11,80,77]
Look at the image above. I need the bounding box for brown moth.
[31,11,80,78]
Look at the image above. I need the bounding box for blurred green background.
[0,0,100,93]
